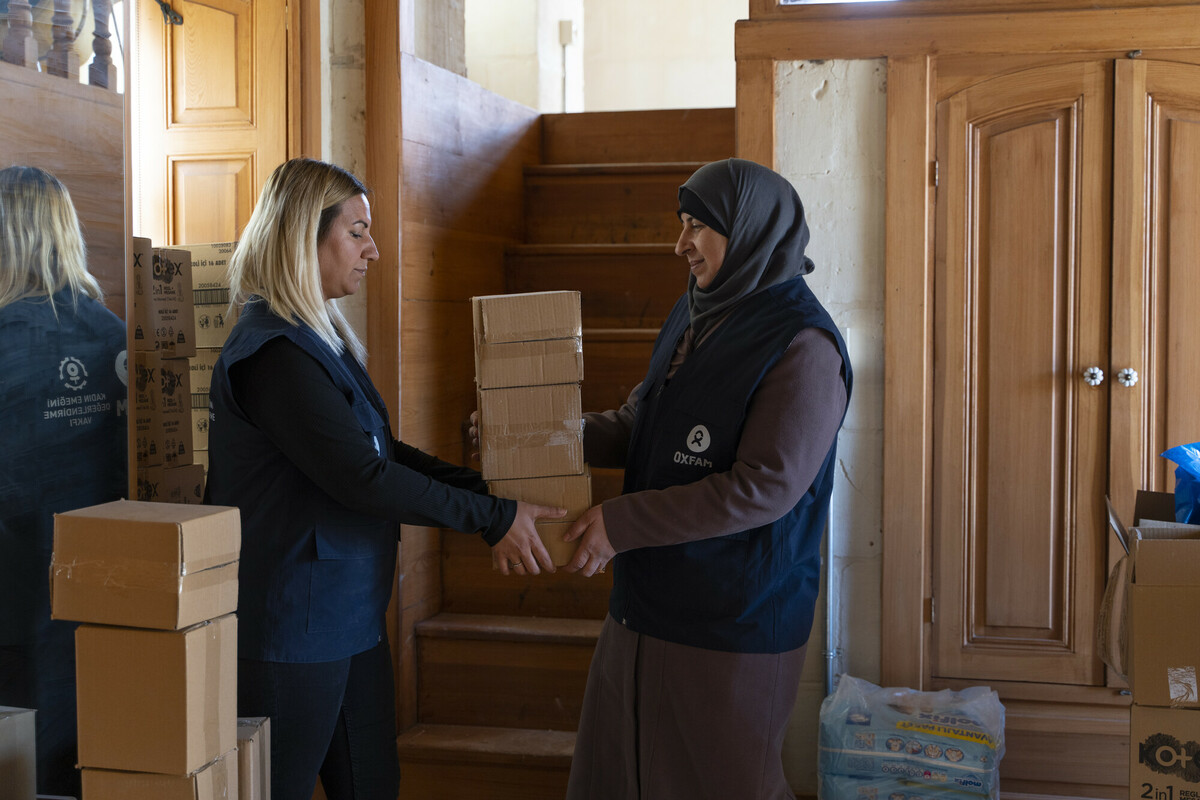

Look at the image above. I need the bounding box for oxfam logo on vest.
[686,425,711,453]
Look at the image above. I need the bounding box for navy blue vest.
[0,292,127,646]
[206,299,397,662]
[611,277,852,653]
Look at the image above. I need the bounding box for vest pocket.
[306,521,395,633]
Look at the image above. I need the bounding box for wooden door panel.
[934,61,1111,684]
[1112,60,1200,512]
[170,0,250,125]
[171,156,255,245]
[133,0,286,245]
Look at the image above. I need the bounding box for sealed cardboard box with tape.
[75,614,237,775]
[51,500,240,630]
[488,471,593,565]
[82,745,238,800]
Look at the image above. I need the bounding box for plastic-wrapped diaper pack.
[818,676,1005,799]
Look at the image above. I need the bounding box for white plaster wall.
[581,0,745,111]
[774,58,887,792]
[465,0,584,113]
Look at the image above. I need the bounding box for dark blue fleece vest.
[611,277,852,653]
[206,299,396,662]
[0,292,127,646]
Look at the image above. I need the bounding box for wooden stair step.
[581,329,657,413]
[505,243,684,328]
[523,164,698,245]
[397,724,573,800]
[416,613,601,731]
[441,530,613,619]
[540,107,734,165]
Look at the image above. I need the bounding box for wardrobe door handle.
[1117,368,1139,387]
[1083,367,1105,387]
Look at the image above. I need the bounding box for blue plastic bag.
[1161,443,1200,524]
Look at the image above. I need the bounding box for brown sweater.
[583,325,848,553]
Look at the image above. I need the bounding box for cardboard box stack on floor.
[472,291,591,566]
[131,238,238,501]
[1115,491,1200,800]
[48,500,241,800]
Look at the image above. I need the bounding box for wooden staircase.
[395,107,734,799]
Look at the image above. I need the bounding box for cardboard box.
[147,247,197,358]
[51,500,240,630]
[0,706,36,800]
[131,235,155,353]
[134,351,164,467]
[237,717,270,800]
[160,356,193,467]
[137,464,166,502]
[1109,491,1200,707]
[186,242,239,349]
[478,383,584,480]
[1132,584,1200,708]
[76,615,237,775]
[165,463,207,505]
[530,521,580,567]
[82,746,238,800]
[487,471,592,523]
[1130,703,1200,800]
[189,349,220,450]
[472,291,581,346]
[476,337,583,389]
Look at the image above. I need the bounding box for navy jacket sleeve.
[230,337,516,543]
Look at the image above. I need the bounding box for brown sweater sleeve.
[600,326,847,552]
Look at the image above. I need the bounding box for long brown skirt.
[566,615,807,800]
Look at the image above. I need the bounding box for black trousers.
[238,638,400,800]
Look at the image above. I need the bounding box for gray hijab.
[679,158,814,341]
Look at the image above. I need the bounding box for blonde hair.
[230,158,368,364]
[0,165,101,311]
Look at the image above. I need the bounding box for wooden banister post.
[2,0,39,69]
[89,0,116,89]
[47,0,81,79]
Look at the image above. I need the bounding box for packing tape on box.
[51,557,184,592]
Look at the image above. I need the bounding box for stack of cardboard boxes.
[1113,491,1200,798]
[131,238,200,504]
[131,238,238,502]
[472,291,591,566]
[185,242,238,479]
[48,500,242,799]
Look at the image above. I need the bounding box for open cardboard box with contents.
[1101,491,1200,707]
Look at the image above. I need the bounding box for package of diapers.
[822,773,995,800]
[818,675,1005,798]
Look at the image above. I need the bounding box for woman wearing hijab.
[0,165,128,798]
[562,158,853,799]
[205,158,562,800]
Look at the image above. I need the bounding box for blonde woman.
[205,158,562,800]
[0,165,127,798]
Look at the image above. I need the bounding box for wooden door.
[130,0,287,245]
[1110,59,1200,517]
[932,61,1112,685]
